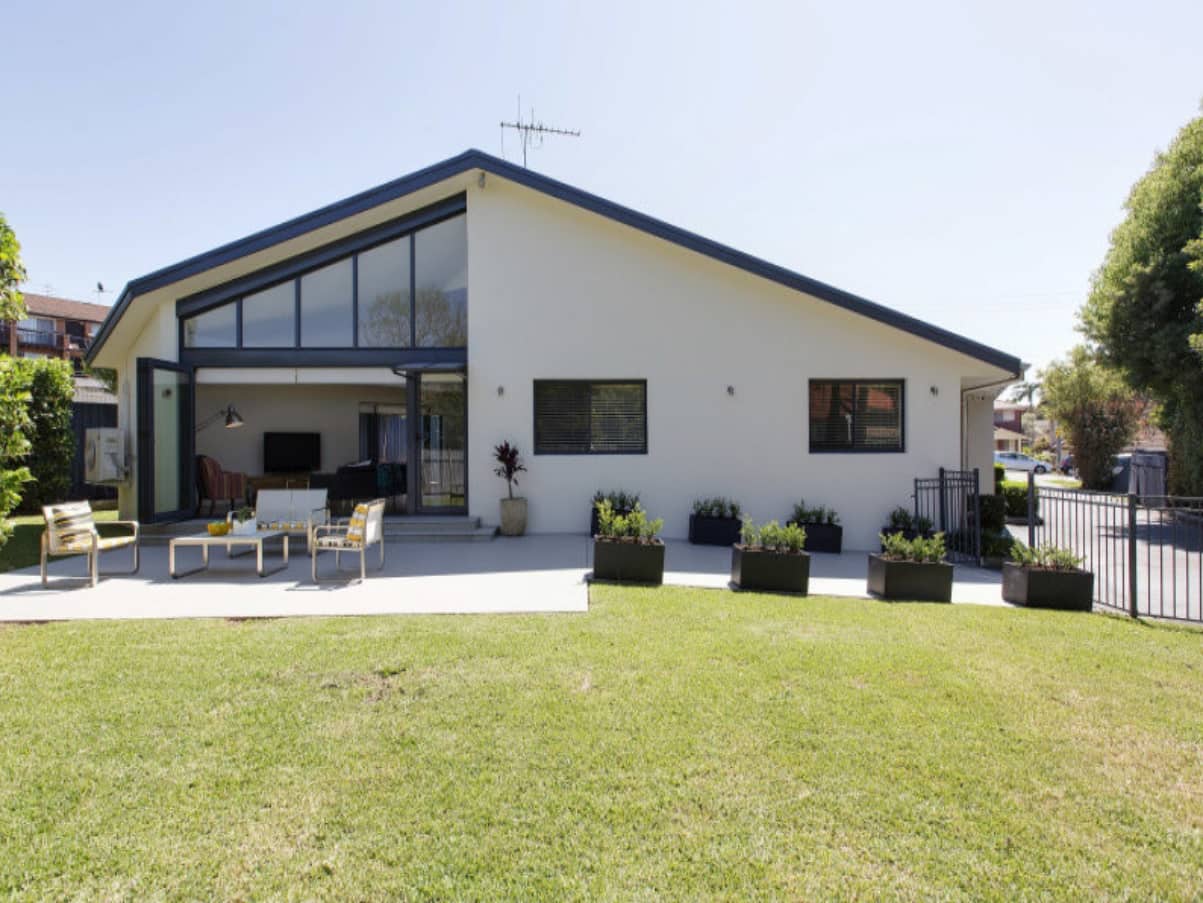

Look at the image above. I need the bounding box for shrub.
[993,462,1005,494]
[1000,481,1037,519]
[19,358,75,511]
[492,441,527,499]
[0,358,34,548]
[982,530,1017,560]
[790,499,840,526]
[979,495,1006,533]
[692,497,741,519]
[592,489,639,512]
[879,531,947,563]
[595,499,663,543]
[914,515,934,536]
[1010,543,1084,571]
[740,517,806,554]
[886,506,913,531]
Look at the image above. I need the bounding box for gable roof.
[24,292,111,323]
[87,149,1022,375]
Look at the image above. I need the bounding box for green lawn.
[1,588,1200,900]
[0,510,119,574]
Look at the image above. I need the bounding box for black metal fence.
[914,468,981,564]
[1028,478,1203,624]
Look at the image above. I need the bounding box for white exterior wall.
[963,391,1002,495]
[465,179,1006,550]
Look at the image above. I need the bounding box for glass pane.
[856,382,903,449]
[152,368,191,513]
[242,281,295,347]
[809,382,855,450]
[183,303,236,348]
[357,237,411,347]
[414,215,467,347]
[420,376,465,509]
[300,258,353,347]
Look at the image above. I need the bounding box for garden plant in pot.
[879,507,933,548]
[228,505,257,536]
[788,500,842,554]
[868,531,953,602]
[493,441,528,536]
[1002,544,1094,611]
[591,499,665,584]
[688,497,743,546]
[590,489,640,536]
[731,517,810,594]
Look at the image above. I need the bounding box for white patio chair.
[311,498,386,583]
[41,501,140,587]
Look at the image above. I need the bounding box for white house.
[86,150,1021,550]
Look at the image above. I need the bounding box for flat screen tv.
[263,432,321,473]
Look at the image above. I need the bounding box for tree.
[1040,347,1140,489]
[0,213,28,356]
[19,359,76,510]
[1080,111,1203,493]
[0,359,33,548]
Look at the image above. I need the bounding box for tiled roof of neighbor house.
[994,427,1026,441]
[87,149,1023,375]
[23,292,111,323]
[72,375,117,405]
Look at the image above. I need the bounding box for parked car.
[994,451,1049,474]
[1059,454,1074,475]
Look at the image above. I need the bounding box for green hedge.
[0,359,33,548]
[979,495,1006,533]
[19,359,75,511]
[993,462,1005,495]
[1000,480,1037,518]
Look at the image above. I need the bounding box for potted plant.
[590,489,639,536]
[493,441,528,536]
[788,499,843,554]
[591,499,665,584]
[688,497,742,546]
[868,531,954,602]
[1002,544,1094,611]
[228,505,257,536]
[731,518,810,594]
[878,507,934,548]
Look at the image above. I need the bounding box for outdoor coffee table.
[169,530,289,579]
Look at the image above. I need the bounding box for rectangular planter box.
[867,554,954,602]
[592,539,665,585]
[1001,562,1094,611]
[590,506,633,537]
[790,522,842,554]
[731,546,810,595]
[688,514,742,546]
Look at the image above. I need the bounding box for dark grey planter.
[592,539,665,585]
[789,521,842,554]
[688,514,742,546]
[731,546,810,594]
[1001,562,1094,611]
[867,554,953,602]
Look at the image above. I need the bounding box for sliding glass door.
[417,374,466,512]
[136,359,194,522]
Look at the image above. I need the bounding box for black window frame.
[808,379,905,453]
[533,379,648,456]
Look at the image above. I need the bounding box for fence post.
[938,467,947,536]
[1027,471,1036,549]
[1128,492,1139,618]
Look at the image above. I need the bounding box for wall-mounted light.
[727,385,735,396]
[497,385,505,397]
[478,172,487,189]
[930,385,939,397]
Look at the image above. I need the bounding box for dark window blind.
[534,381,647,454]
[809,380,903,452]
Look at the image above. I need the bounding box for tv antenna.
[499,96,580,168]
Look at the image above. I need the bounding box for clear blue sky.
[4,0,1201,376]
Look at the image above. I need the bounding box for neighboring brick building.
[2,292,111,369]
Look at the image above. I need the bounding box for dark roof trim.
[88,149,1021,375]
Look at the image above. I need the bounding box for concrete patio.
[0,536,1010,622]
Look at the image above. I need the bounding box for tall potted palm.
[493,441,528,536]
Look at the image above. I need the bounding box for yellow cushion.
[44,502,96,553]
[346,504,370,544]
[96,535,136,552]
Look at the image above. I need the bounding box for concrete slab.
[0,535,1009,622]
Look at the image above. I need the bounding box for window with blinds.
[809,380,904,452]
[534,380,647,454]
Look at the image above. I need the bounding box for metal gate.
[913,468,981,564]
[1030,480,1203,623]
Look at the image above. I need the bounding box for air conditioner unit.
[85,428,127,484]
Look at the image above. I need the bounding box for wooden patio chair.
[41,501,140,587]
[310,498,386,583]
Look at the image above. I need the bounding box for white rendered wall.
[963,391,1002,495]
[465,179,1011,549]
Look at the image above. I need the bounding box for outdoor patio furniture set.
[40,490,386,588]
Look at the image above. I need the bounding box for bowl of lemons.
[207,521,231,536]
